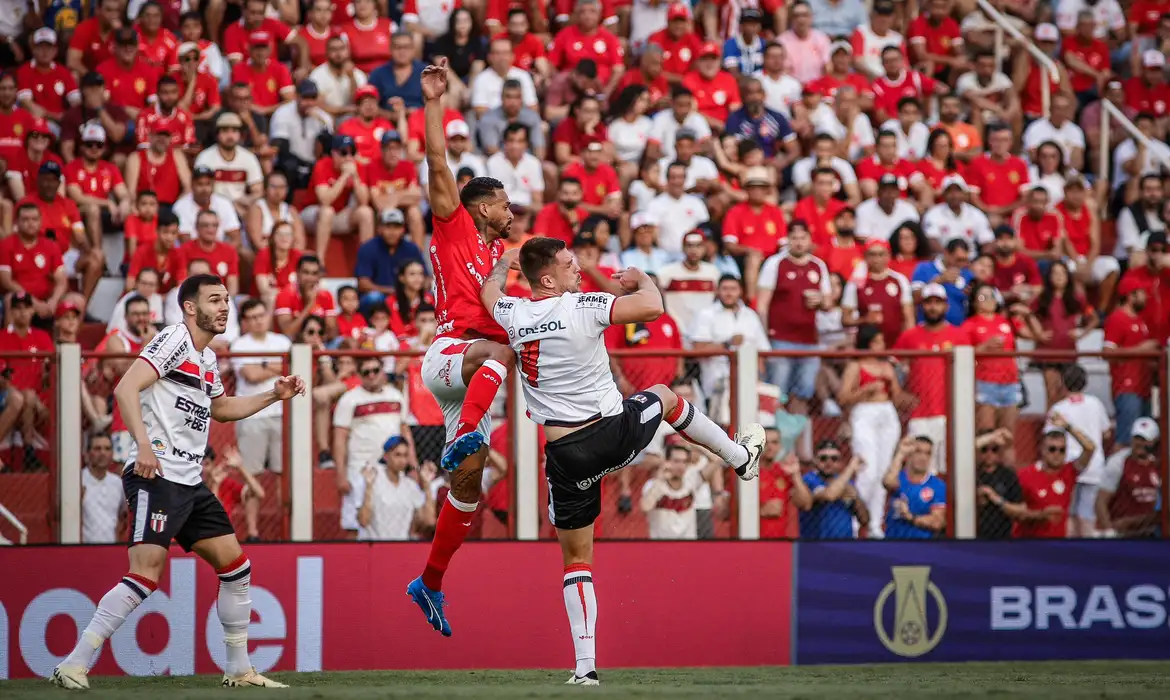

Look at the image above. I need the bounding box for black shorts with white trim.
[123,466,235,551]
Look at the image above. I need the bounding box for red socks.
[454,359,508,438]
[422,494,478,590]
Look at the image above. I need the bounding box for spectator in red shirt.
[124,191,160,263]
[1124,50,1170,119]
[561,141,622,217]
[4,118,62,202]
[66,0,122,74]
[841,239,915,348]
[606,284,684,394]
[252,220,303,305]
[615,44,670,113]
[497,8,552,87]
[96,28,161,119]
[171,41,222,123]
[0,293,55,466]
[552,94,609,167]
[907,0,965,82]
[963,281,1032,434]
[175,209,241,295]
[548,0,625,93]
[135,75,197,150]
[16,28,79,123]
[792,168,847,251]
[1120,230,1170,345]
[1009,414,1094,538]
[125,118,191,207]
[127,209,180,293]
[64,123,132,253]
[760,440,811,539]
[304,134,376,264]
[337,0,397,74]
[1009,186,1066,263]
[648,4,702,84]
[682,43,742,130]
[1096,418,1161,537]
[1104,276,1158,445]
[135,1,180,70]
[20,161,85,256]
[339,86,394,164]
[990,225,1042,304]
[722,166,788,277]
[967,124,1030,224]
[0,204,67,326]
[366,131,425,247]
[872,46,947,124]
[274,254,339,339]
[1062,11,1112,105]
[532,177,586,246]
[232,33,295,115]
[223,0,291,64]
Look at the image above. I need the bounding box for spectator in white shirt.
[269,80,334,180]
[1055,0,1126,40]
[194,111,264,218]
[470,37,539,116]
[856,174,921,241]
[486,123,544,211]
[754,42,802,118]
[1044,366,1112,537]
[792,133,861,205]
[641,444,719,540]
[620,211,674,274]
[308,35,369,118]
[172,166,242,243]
[647,86,713,162]
[689,275,768,412]
[109,268,165,333]
[921,175,994,250]
[1114,175,1165,261]
[355,436,436,541]
[1021,94,1085,170]
[1111,113,1170,194]
[880,97,930,160]
[645,161,710,255]
[419,120,488,193]
[658,229,722,336]
[80,433,124,544]
[657,129,720,191]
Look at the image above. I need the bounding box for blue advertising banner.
[796,541,1170,664]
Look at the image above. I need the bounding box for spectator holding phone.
[882,436,947,539]
[355,436,436,541]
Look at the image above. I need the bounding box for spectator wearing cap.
[799,440,868,539]
[355,208,426,309]
[990,225,1043,303]
[1010,415,1096,538]
[54,297,84,344]
[792,134,861,206]
[856,173,920,243]
[620,212,673,275]
[4,118,62,203]
[471,38,539,119]
[0,203,67,323]
[1119,230,1170,345]
[921,175,993,250]
[419,119,487,192]
[1012,23,1075,122]
[1060,12,1112,108]
[690,274,768,407]
[231,30,295,115]
[0,292,55,466]
[1097,417,1161,538]
[337,86,394,164]
[175,209,241,294]
[1009,186,1067,267]
[302,134,375,265]
[911,237,973,324]
[657,229,722,335]
[18,161,98,295]
[194,111,264,217]
[533,178,587,247]
[723,8,766,76]
[135,75,198,151]
[562,140,622,218]
[173,11,229,86]
[549,0,624,91]
[723,166,788,262]
[95,27,161,119]
[1043,365,1112,535]
[367,31,426,113]
[354,435,434,541]
[477,79,546,159]
[644,161,710,256]
[126,117,192,208]
[336,0,398,74]
[308,35,370,119]
[726,78,799,167]
[850,0,904,81]
[907,0,965,82]
[64,124,132,248]
[16,28,79,123]
[842,238,915,347]
[486,124,544,212]
[206,82,271,150]
[270,79,333,187]
[955,52,1020,137]
[1114,174,1165,263]
[366,131,425,245]
[172,165,241,243]
[223,0,291,65]
[682,42,741,131]
[552,93,610,168]
[66,0,122,74]
[646,5,702,81]
[170,42,222,124]
[1104,275,1158,445]
[58,73,129,163]
[646,86,713,163]
[872,46,948,124]
[1128,8,1170,76]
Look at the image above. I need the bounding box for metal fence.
[0,352,58,544]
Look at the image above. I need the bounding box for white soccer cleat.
[221,668,289,688]
[50,664,90,690]
[565,671,600,686]
[734,423,766,481]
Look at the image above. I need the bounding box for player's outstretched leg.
[440,343,514,472]
[408,468,483,636]
[648,385,766,480]
[558,526,600,686]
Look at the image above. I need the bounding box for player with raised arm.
[481,238,766,686]
[406,56,519,637]
[52,274,306,691]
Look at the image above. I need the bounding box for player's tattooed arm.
[480,248,520,311]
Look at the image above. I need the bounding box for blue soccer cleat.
[407,576,452,637]
[440,431,485,472]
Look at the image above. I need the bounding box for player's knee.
[648,384,677,412]
[489,345,516,369]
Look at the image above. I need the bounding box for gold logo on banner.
[873,566,947,658]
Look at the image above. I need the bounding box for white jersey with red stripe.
[491,292,623,427]
[127,323,224,486]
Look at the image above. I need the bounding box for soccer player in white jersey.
[481,238,766,686]
[52,274,306,691]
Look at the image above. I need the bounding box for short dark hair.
[501,78,523,92]
[520,236,566,287]
[1062,364,1088,392]
[137,189,158,201]
[88,432,113,449]
[560,177,582,190]
[337,284,358,299]
[944,237,970,254]
[881,45,902,57]
[178,274,225,306]
[16,202,40,217]
[855,323,883,350]
[136,267,160,282]
[459,176,506,209]
[503,122,530,143]
[239,297,266,317]
[914,435,934,448]
[665,444,690,461]
[670,85,693,100]
[157,75,178,90]
[897,96,922,112]
[812,166,837,181]
[298,254,322,271]
[124,294,149,313]
[718,274,741,288]
[416,302,436,315]
[574,59,598,79]
[157,210,179,228]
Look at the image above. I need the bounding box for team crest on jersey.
[1053,480,1066,495]
[886,282,898,297]
[34,254,46,268]
[919,487,934,502]
[54,81,65,95]
[1008,171,1020,184]
[151,438,166,456]
[807,270,819,283]
[150,512,167,533]
[135,78,146,94]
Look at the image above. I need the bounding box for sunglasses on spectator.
[181,56,198,62]
[82,141,104,148]
[336,148,355,157]
[360,367,381,378]
[979,445,1000,453]
[1046,446,1066,455]
[817,454,841,462]
[303,328,322,336]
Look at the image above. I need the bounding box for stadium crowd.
[0,0,1165,544]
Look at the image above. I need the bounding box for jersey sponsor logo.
[171,445,205,463]
[151,438,166,456]
[874,565,948,657]
[517,320,566,338]
[576,448,642,490]
[174,395,210,432]
[576,293,609,308]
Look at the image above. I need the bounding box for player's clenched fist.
[611,267,645,292]
[421,57,449,101]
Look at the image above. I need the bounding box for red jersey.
[1108,456,1161,524]
[175,239,239,281]
[722,202,787,256]
[763,254,830,344]
[824,241,862,280]
[1062,37,1111,93]
[96,57,161,111]
[792,196,846,250]
[681,70,741,123]
[966,154,1029,208]
[136,105,196,148]
[251,247,302,296]
[805,72,874,103]
[486,0,549,26]
[1103,307,1153,398]
[1021,63,1061,116]
[213,477,245,514]
[549,25,624,84]
[336,311,369,342]
[231,59,293,109]
[532,203,585,245]
[133,148,183,203]
[223,19,291,61]
[991,253,1042,293]
[1123,76,1170,117]
[6,150,64,197]
[497,32,546,72]
[431,205,508,343]
[96,329,145,433]
[406,106,464,146]
[605,313,682,390]
[1014,462,1076,538]
[387,291,435,338]
[847,272,911,347]
[1129,0,1169,34]
[63,159,124,200]
[68,18,117,71]
[170,69,221,115]
[893,323,967,418]
[0,235,64,300]
[0,108,35,161]
[561,161,620,206]
[273,285,338,318]
[961,313,1018,384]
[128,242,177,292]
[15,61,78,116]
[872,70,937,118]
[338,18,396,73]
[125,215,158,252]
[907,15,961,60]
[0,327,55,392]
[366,158,418,193]
[615,68,670,106]
[915,158,966,193]
[18,195,81,253]
[647,28,703,76]
[1011,209,1064,254]
[136,28,180,70]
[855,156,919,196]
[1123,265,1170,344]
[307,156,365,207]
[552,119,610,158]
[339,117,395,163]
[759,464,796,539]
[1056,202,1093,256]
[293,24,333,67]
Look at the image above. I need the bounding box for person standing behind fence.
[355,436,437,541]
[1103,277,1155,447]
[1043,365,1111,537]
[759,430,812,539]
[881,436,947,539]
[1006,413,1095,538]
[1096,417,1161,538]
[81,433,124,544]
[799,439,868,540]
[975,428,1024,540]
[962,282,1030,436]
[838,324,902,538]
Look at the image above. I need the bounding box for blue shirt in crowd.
[799,471,857,540]
[911,258,974,325]
[368,60,426,111]
[724,107,794,158]
[884,471,947,540]
[354,236,425,288]
[722,34,766,74]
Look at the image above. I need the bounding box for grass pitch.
[3,661,1169,699]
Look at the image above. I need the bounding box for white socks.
[667,398,749,468]
[62,574,156,669]
[216,556,254,677]
[562,564,597,677]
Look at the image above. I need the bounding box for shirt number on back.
[519,340,540,387]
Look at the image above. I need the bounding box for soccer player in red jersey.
[406,58,517,637]
[1009,413,1094,538]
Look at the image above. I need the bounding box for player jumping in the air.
[52,274,305,690]
[481,238,766,685]
[406,56,518,636]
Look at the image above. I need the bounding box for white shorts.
[421,336,493,443]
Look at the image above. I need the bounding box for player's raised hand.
[273,375,307,400]
[611,266,644,293]
[501,247,521,271]
[421,57,449,101]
